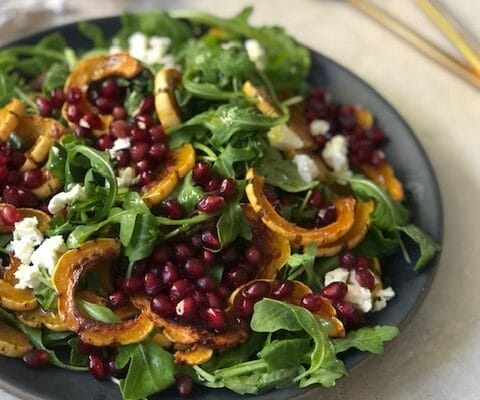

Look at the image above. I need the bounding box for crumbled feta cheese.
[245,39,266,71]
[128,32,149,61]
[31,236,66,275]
[321,135,351,174]
[267,124,304,151]
[126,32,176,66]
[310,119,330,136]
[324,267,350,286]
[14,264,42,290]
[48,184,86,214]
[145,37,171,64]
[117,167,139,188]
[7,217,43,265]
[292,154,319,183]
[346,284,372,313]
[373,286,396,311]
[109,137,132,159]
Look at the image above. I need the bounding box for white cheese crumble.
[310,119,330,136]
[373,286,396,311]
[346,284,373,313]
[292,154,319,183]
[47,184,86,214]
[108,137,132,159]
[117,167,139,188]
[244,39,266,71]
[8,217,67,290]
[324,267,349,287]
[122,32,177,67]
[267,124,304,151]
[321,135,351,175]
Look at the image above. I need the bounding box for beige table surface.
[1,0,479,399]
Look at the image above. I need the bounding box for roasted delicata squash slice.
[140,143,195,207]
[354,106,374,130]
[174,345,213,366]
[16,309,68,332]
[52,239,154,346]
[228,279,344,337]
[0,98,24,142]
[0,279,38,311]
[316,200,375,256]
[0,204,50,234]
[245,168,356,246]
[62,53,142,132]
[131,294,248,350]
[360,162,405,202]
[154,67,182,129]
[243,205,291,279]
[0,319,32,357]
[15,115,65,171]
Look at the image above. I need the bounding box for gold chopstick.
[414,0,480,77]
[348,0,480,91]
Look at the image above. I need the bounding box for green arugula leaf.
[43,63,69,93]
[46,142,67,182]
[78,21,108,49]
[255,146,318,192]
[124,212,159,264]
[333,325,399,354]
[213,140,263,178]
[169,172,203,214]
[285,244,322,290]
[298,356,346,388]
[116,340,175,400]
[77,300,121,324]
[258,338,310,371]
[397,225,440,270]
[0,71,16,107]
[355,225,400,257]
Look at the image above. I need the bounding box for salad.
[0,7,439,400]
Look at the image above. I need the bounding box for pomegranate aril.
[218,178,236,200]
[196,276,216,292]
[130,143,149,162]
[163,199,184,219]
[144,272,164,296]
[316,203,337,226]
[50,88,65,109]
[3,186,39,208]
[170,279,194,303]
[88,354,108,380]
[23,349,49,369]
[225,267,248,288]
[80,113,102,130]
[77,340,98,356]
[221,247,237,263]
[107,356,122,378]
[96,134,115,151]
[151,295,175,317]
[149,125,166,143]
[132,260,148,276]
[204,176,221,192]
[112,106,126,120]
[244,245,262,265]
[8,151,25,169]
[355,267,375,289]
[192,162,212,185]
[190,234,203,249]
[23,169,44,190]
[139,170,154,187]
[301,293,325,312]
[66,87,82,104]
[100,78,120,99]
[130,127,150,143]
[200,250,215,266]
[340,251,356,269]
[36,96,52,117]
[321,282,348,301]
[197,195,225,214]
[152,246,169,264]
[161,262,180,285]
[205,308,228,330]
[270,280,294,299]
[369,127,386,143]
[73,126,91,138]
[201,229,221,251]
[175,297,198,321]
[308,190,324,208]
[335,300,363,327]
[134,115,153,130]
[124,276,144,294]
[148,142,168,161]
[242,281,270,301]
[108,290,127,307]
[95,97,116,113]
[355,256,371,269]
[66,104,82,123]
[205,292,224,309]
[217,284,231,300]
[176,376,193,397]
[184,258,205,279]
[0,205,20,225]
[314,134,328,149]
[370,150,385,166]
[116,150,131,168]
[173,243,194,262]
[136,159,152,173]
[138,95,154,115]
[234,296,254,317]
[7,170,21,185]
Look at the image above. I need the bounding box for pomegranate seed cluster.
[76,340,123,381]
[109,233,267,332]
[0,143,44,208]
[306,87,386,167]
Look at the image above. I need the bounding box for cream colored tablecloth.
[1,1,479,399]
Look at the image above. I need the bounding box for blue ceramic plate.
[0,16,443,400]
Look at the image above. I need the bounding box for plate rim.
[0,14,444,400]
